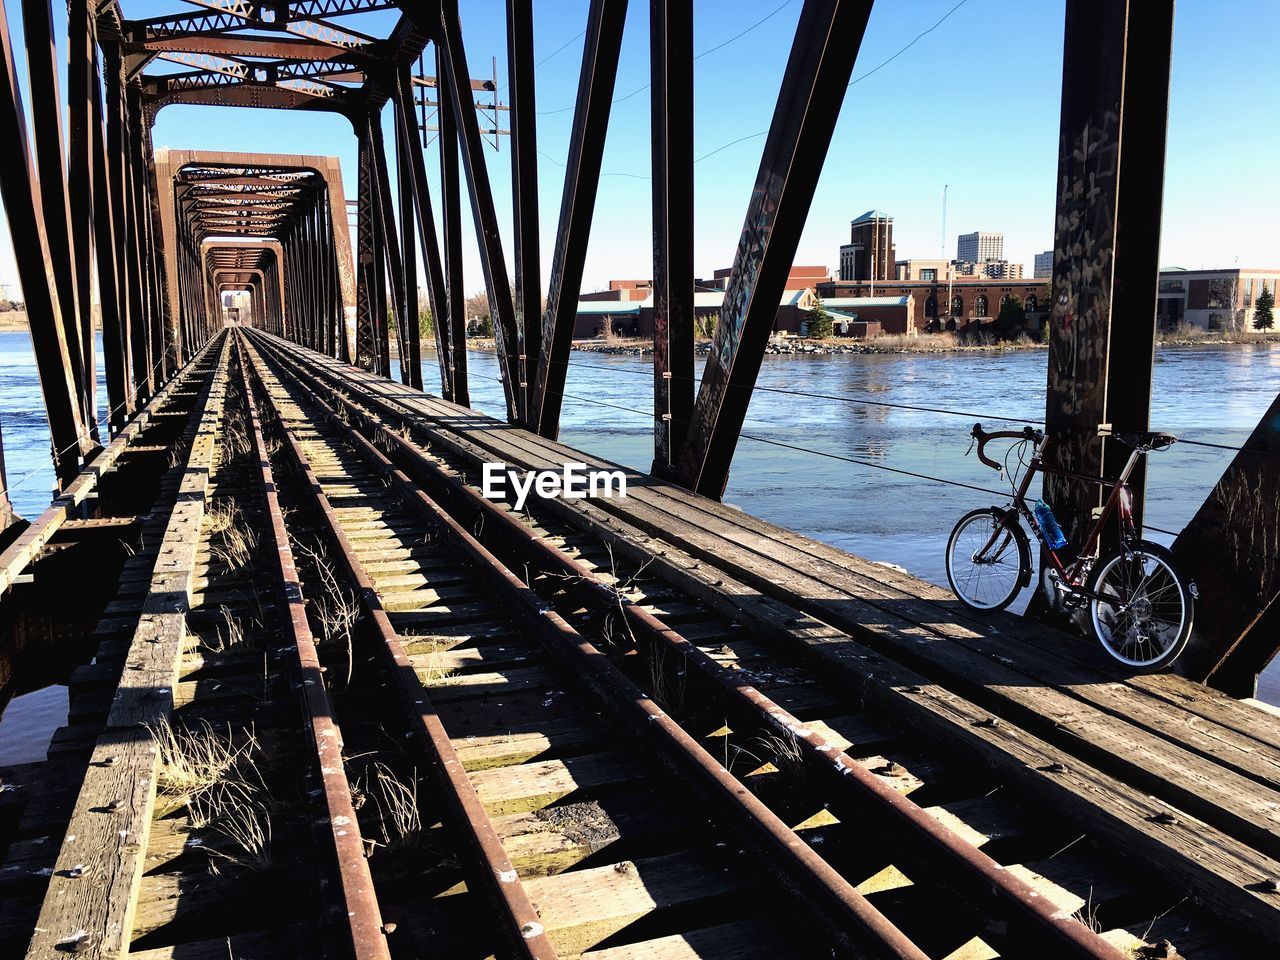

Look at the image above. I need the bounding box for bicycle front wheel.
[1087,541,1194,671]
[945,508,1030,612]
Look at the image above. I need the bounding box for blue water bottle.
[1033,500,1069,550]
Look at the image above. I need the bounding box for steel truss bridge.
[0,2,1277,959]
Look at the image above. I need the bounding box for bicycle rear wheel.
[1087,540,1194,671]
[945,508,1030,612]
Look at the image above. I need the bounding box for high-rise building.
[957,231,1003,264]
[839,210,895,282]
[1034,251,1054,278]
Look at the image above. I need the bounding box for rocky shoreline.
[428,331,1280,358]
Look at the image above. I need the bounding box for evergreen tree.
[1254,287,1275,331]
[418,307,433,339]
[806,298,834,339]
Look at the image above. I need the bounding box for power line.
[846,0,972,89]
[537,1,798,117]
[545,355,1042,425]
[540,0,976,177]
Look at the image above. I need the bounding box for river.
[1,331,1277,762]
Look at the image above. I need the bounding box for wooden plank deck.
[260,334,1280,940]
[22,337,231,958]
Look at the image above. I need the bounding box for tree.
[474,314,493,338]
[464,290,490,320]
[1254,286,1275,331]
[993,294,1027,339]
[806,298,834,339]
[418,307,433,339]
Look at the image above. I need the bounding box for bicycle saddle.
[1113,430,1178,450]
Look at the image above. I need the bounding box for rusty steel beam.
[650,0,694,477]
[436,2,520,421]
[436,42,468,407]
[395,66,450,396]
[1040,0,1174,561]
[22,0,95,445]
[1173,395,1280,696]
[507,0,541,418]
[134,33,361,61]
[88,25,131,426]
[0,2,90,484]
[367,112,414,386]
[528,0,628,438]
[68,0,103,433]
[674,0,874,498]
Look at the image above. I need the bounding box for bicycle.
[945,423,1196,672]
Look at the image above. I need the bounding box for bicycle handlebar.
[971,422,1044,472]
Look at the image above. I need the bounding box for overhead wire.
[457,363,1279,561]
[536,0,798,117]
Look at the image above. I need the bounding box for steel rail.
[234,338,392,960]
[245,328,931,960]
[238,332,560,960]
[0,332,225,597]
[251,330,1128,960]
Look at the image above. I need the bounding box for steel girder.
[673,1,875,497]
[649,0,693,477]
[527,0,629,438]
[1040,0,1175,552]
[0,2,91,484]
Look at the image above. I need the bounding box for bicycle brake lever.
[965,436,975,457]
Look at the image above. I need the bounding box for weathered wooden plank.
[254,330,1280,937]
[23,339,229,959]
[469,752,642,817]
[385,396,1280,830]
[0,337,219,597]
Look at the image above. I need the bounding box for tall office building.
[1034,251,1054,278]
[839,210,895,282]
[957,231,1004,264]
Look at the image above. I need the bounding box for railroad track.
[245,327,1280,959]
[3,336,386,958]
[3,325,1275,958]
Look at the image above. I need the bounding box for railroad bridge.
[0,2,1278,958]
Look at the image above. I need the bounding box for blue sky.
[0,0,1277,302]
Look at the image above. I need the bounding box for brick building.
[816,277,1047,332]
[839,211,895,282]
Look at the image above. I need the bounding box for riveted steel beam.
[674,0,874,498]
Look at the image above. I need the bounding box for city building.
[1156,267,1280,330]
[954,259,1023,280]
[957,231,1003,263]
[1034,251,1054,279]
[819,296,915,336]
[839,211,895,282]
[894,259,949,282]
[696,264,828,291]
[817,277,1047,332]
[573,286,821,339]
[579,279,652,303]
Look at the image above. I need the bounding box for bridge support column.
[528,0,629,439]
[438,1,520,421]
[507,0,541,423]
[394,66,450,397]
[673,0,875,498]
[650,0,694,478]
[436,42,469,407]
[0,3,91,485]
[1040,0,1174,554]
